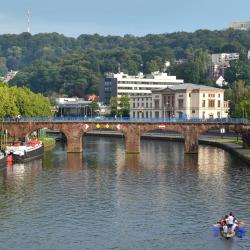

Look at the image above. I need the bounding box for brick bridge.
[3,121,250,154]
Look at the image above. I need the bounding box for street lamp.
[138,109,143,121]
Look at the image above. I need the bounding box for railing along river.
[3,116,250,124]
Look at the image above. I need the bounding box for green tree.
[224,80,250,117]
[88,101,99,116]
[234,100,250,119]
[109,97,119,117]
[0,57,7,76]
[119,95,130,117]
[0,84,18,117]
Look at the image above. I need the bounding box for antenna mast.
[27,10,31,33]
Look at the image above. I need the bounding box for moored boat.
[6,140,44,163]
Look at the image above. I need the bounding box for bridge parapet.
[2,120,250,154]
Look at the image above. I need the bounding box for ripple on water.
[0,138,249,250]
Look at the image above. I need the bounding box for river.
[0,137,249,250]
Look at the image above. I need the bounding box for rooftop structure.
[100,71,184,104]
[4,70,18,82]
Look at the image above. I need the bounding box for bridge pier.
[64,129,83,153]
[183,129,199,154]
[124,126,141,154]
[242,129,250,149]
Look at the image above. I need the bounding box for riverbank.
[86,131,250,165]
[39,137,56,149]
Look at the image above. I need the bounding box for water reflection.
[2,159,42,184]
[65,153,83,171]
[0,139,249,250]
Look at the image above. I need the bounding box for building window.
[133,112,135,118]
[142,103,144,107]
[217,112,220,118]
[202,100,206,107]
[146,103,148,108]
[218,100,221,108]
[192,110,195,114]
[208,100,215,107]
[146,111,148,118]
[202,112,205,119]
[218,93,220,98]
[154,100,159,108]
[164,96,167,104]
[209,114,214,118]
[133,103,135,108]
[155,111,159,118]
[189,93,191,97]
[203,93,205,97]
[178,99,184,108]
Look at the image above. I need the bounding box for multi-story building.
[130,83,229,119]
[100,71,184,104]
[209,53,239,79]
[211,53,239,66]
[229,21,250,31]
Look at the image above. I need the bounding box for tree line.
[0,29,250,117]
[0,81,51,118]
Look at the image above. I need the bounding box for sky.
[0,0,250,37]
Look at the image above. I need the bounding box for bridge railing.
[3,116,250,124]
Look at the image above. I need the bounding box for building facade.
[211,53,239,66]
[130,84,229,119]
[100,71,184,104]
[209,53,239,79]
[229,21,250,30]
[55,98,92,117]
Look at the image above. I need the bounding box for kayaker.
[226,212,234,228]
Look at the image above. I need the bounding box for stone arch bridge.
[3,121,250,154]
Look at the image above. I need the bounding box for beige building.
[130,84,229,119]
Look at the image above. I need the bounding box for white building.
[229,21,250,31]
[130,83,229,119]
[209,53,239,79]
[100,71,184,104]
[215,76,228,87]
[211,53,239,66]
[248,50,250,60]
[55,98,91,117]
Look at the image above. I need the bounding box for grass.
[222,139,243,146]
[38,136,56,147]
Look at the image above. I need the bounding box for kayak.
[212,221,246,239]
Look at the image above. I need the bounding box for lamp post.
[163,104,165,122]
[138,109,143,121]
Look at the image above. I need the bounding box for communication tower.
[27,10,31,33]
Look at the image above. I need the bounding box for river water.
[0,137,249,250]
